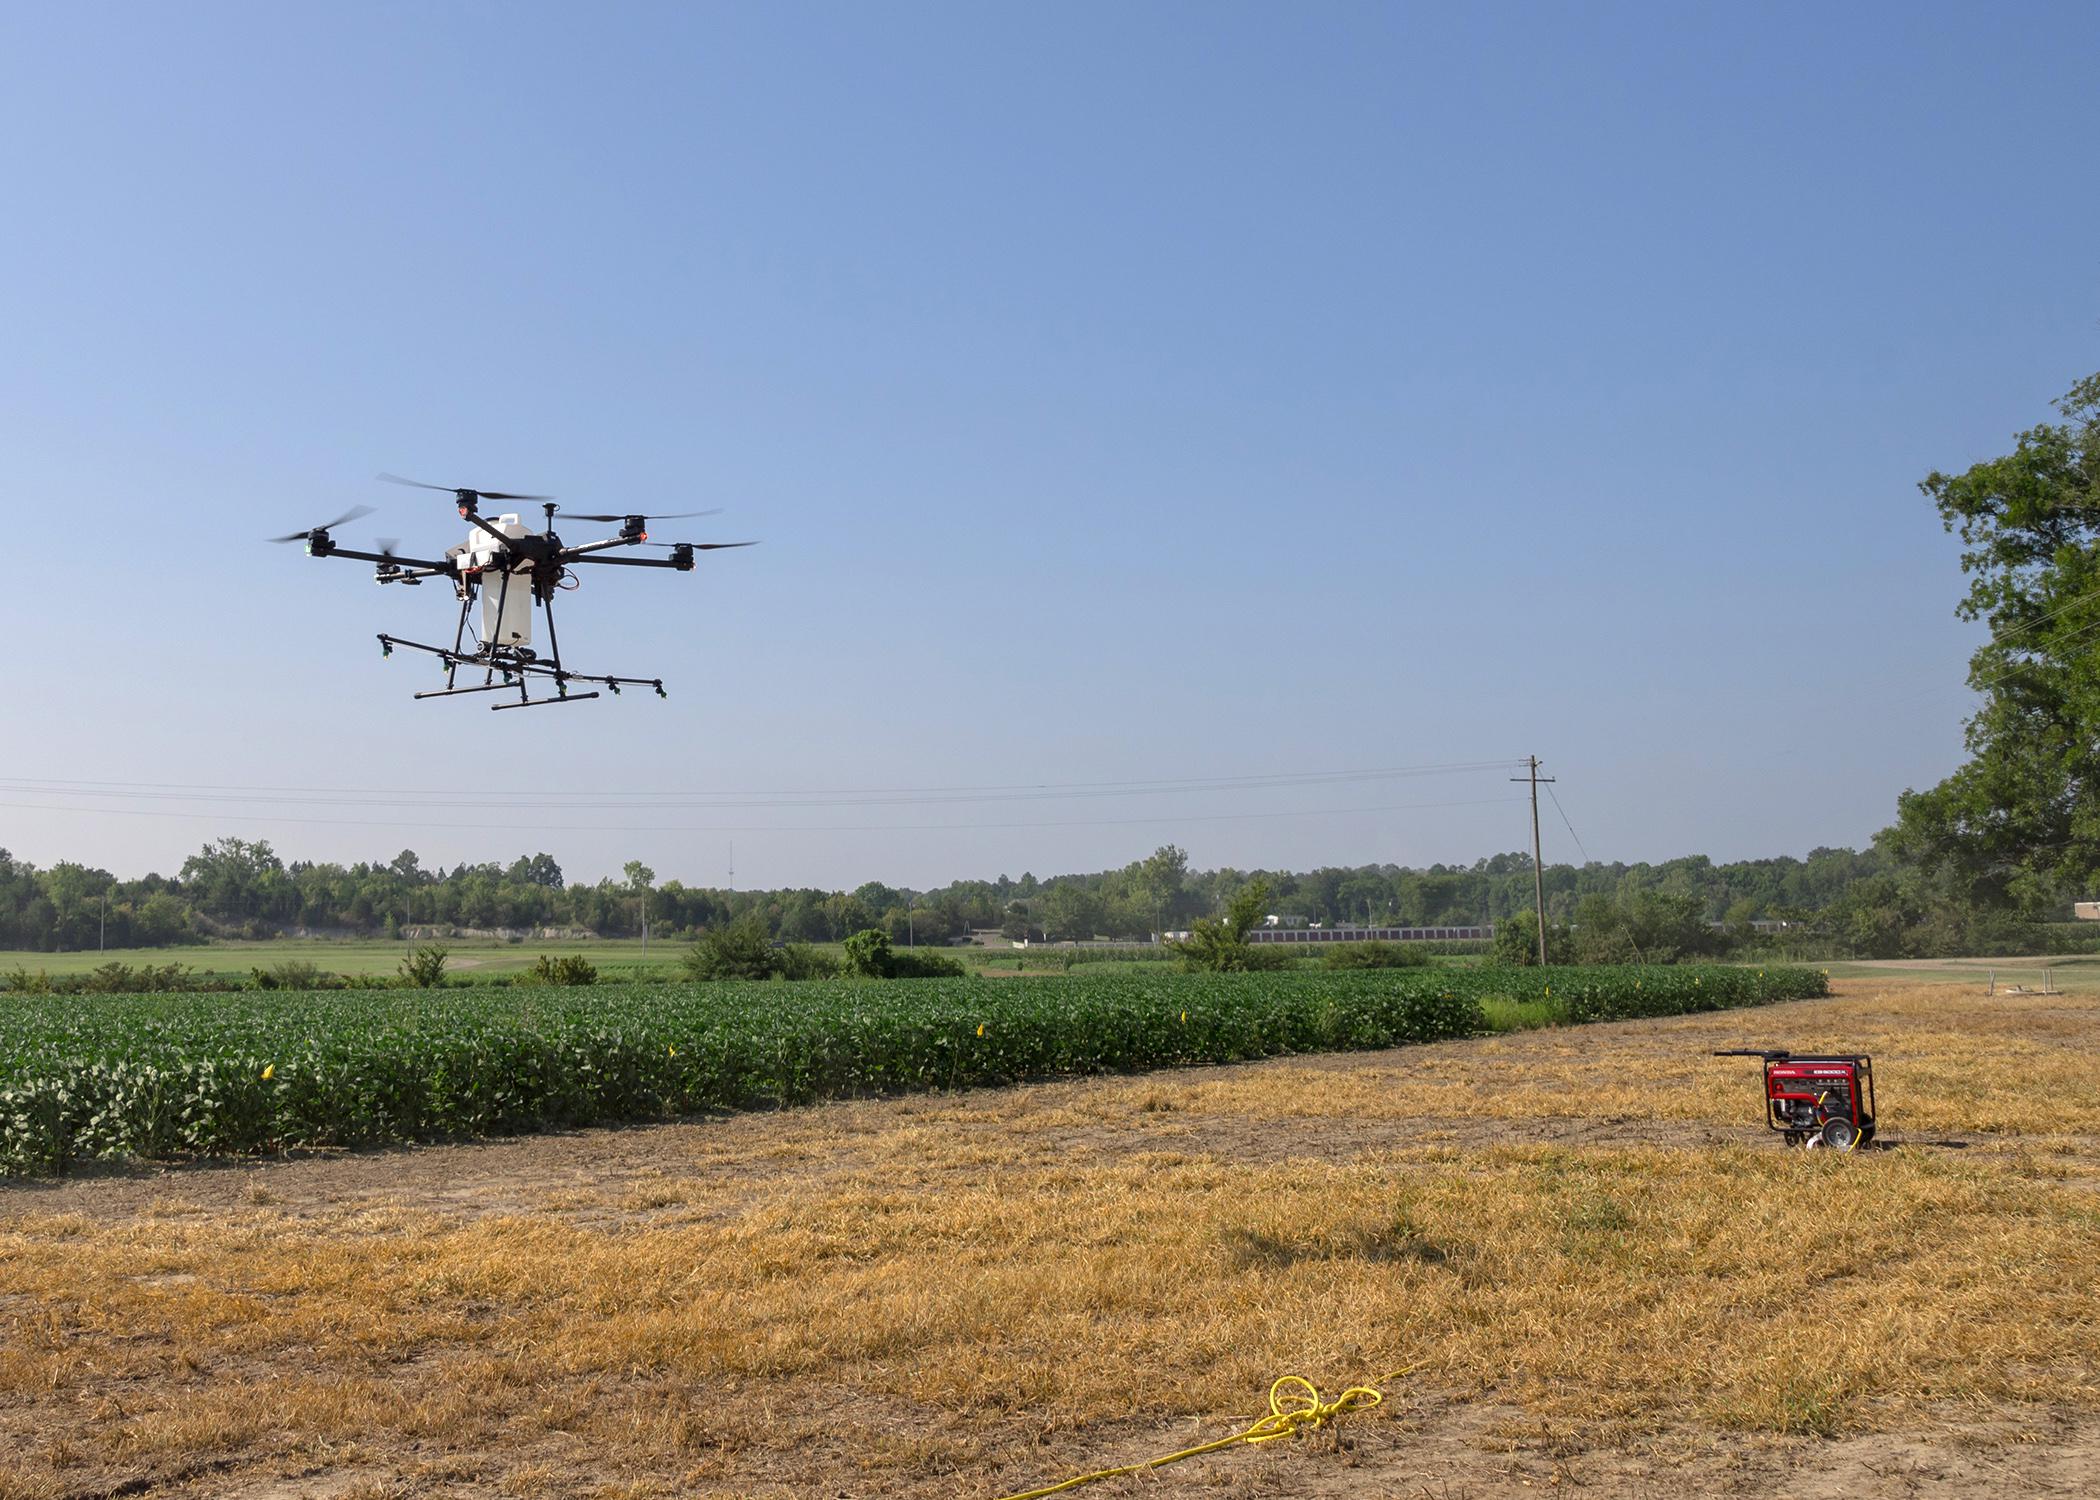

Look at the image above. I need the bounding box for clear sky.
[2,1,2096,891]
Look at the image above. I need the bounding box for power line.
[1861,592,2100,714]
[0,758,1530,813]
[1543,782,1592,865]
[0,793,1530,838]
[1971,578,2100,652]
[1542,781,1648,964]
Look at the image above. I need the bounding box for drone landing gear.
[411,680,514,701]
[491,691,601,711]
[377,632,665,711]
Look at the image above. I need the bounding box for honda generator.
[1713,1049,1876,1150]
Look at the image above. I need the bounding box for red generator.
[1713,1049,1876,1150]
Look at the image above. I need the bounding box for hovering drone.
[271,474,754,710]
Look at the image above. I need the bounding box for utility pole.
[99,890,108,953]
[1511,756,1556,965]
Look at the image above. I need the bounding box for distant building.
[1160,922,1493,944]
[1245,923,1491,945]
[2076,902,2100,921]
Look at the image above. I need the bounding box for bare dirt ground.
[3,981,2097,1499]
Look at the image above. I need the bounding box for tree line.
[2,833,2056,960]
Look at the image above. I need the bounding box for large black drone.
[271,474,754,710]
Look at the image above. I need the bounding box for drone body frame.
[277,478,751,710]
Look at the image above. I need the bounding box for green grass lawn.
[1816,953,2100,991]
[0,937,690,981]
[0,936,1115,983]
[0,936,1494,985]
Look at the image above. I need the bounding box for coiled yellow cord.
[993,1368,1412,1500]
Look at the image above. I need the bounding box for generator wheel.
[1820,1117,1861,1153]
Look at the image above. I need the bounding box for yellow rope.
[993,1367,1413,1500]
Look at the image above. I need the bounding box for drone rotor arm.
[556,535,648,561]
[325,546,456,571]
[562,553,689,569]
[462,512,517,548]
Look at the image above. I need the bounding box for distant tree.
[135,890,193,946]
[1039,882,1104,942]
[1491,910,1572,966]
[1320,940,1429,970]
[527,954,598,986]
[398,944,449,988]
[1170,879,1285,972]
[180,838,289,924]
[683,915,779,981]
[1570,892,1718,964]
[1134,844,1190,937]
[889,948,966,978]
[1892,371,2100,912]
[624,861,657,942]
[842,928,895,978]
[853,881,904,914]
[923,905,961,944]
[826,892,876,938]
[777,943,842,980]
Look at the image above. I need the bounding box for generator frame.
[1713,1049,1877,1148]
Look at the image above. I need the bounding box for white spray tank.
[463,514,534,650]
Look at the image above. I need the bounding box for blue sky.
[2,1,2096,891]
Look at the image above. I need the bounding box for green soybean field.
[0,964,1826,1175]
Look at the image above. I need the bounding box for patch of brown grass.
[1,982,2096,1497]
[1171,986,2100,1136]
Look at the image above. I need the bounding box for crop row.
[0,964,1827,1175]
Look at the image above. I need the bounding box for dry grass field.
[3,980,2097,1499]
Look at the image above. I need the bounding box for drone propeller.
[267,504,375,542]
[639,540,758,550]
[563,508,722,522]
[375,537,401,558]
[377,472,552,502]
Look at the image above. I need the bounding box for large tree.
[1133,844,1189,937]
[1892,372,2100,911]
